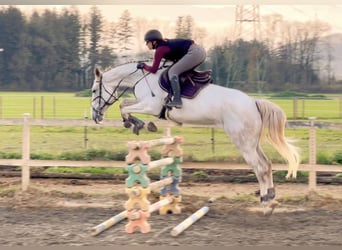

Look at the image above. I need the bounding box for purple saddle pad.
[159,69,212,99]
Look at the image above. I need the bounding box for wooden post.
[339,97,342,119]
[293,98,298,120]
[308,117,316,190]
[53,96,56,118]
[0,96,2,119]
[22,113,30,191]
[40,96,44,119]
[32,97,36,119]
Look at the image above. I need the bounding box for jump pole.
[130,196,174,220]
[91,190,174,236]
[91,210,127,236]
[171,206,209,237]
[148,157,174,170]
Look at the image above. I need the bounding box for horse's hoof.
[147,122,158,132]
[133,122,145,135]
[133,126,139,135]
[123,121,132,128]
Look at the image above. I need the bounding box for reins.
[94,68,152,113]
[93,60,172,115]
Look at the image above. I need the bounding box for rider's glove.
[137,62,145,70]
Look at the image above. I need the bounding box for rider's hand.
[137,62,145,70]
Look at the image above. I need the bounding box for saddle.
[159,68,213,99]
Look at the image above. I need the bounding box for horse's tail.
[255,99,300,179]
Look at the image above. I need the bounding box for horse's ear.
[94,67,101,79]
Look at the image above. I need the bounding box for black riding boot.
[167,75,182,109]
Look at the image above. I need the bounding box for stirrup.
[166,100,182,109]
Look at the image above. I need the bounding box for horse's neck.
[103,62,165,89]
[103,64,136,87]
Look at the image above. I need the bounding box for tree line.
[0,6,339,92]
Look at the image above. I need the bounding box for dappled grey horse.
[91,61,300,215]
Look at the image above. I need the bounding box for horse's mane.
[102,58,153,73]
[102,58,173,74]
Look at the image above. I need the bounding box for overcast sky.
[16,4,342,34]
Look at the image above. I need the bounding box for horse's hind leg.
[243,148,278,215]
[256,146,275,201]
[254,145,279,215]
[242,150,269,198]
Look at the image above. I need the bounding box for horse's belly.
[167,85,257,127]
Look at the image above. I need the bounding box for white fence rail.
[0,114,341,191]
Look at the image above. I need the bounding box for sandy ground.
[0,177,342,246]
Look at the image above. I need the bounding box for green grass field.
[1,91,341,121]
[0,92,341,165]
[0,124,341,165]
[271,99,342,121]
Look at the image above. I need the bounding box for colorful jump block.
[160,176,181,196]
[125,186,151,211]
[125,141,151,164]
[160,157,182,178]
[92,197,174,236]
[125,210,151,234]
[159,195,182,215]
[126,137,181,164]
[161,136,184,157]
[125,164,150,188]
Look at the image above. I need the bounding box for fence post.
[308,117,316,190]
[22,113,31,191]
[84,109,88,149]
[32,97,36,119]
[40,96,44,119]
[53,96,56,118]
[0,96,2,119]
[339,97,342,119]
[293,98,298,120]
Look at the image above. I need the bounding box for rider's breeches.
[168,44,207,79]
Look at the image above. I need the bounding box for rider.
[137,29,206,109]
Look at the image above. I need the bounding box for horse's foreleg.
[129,115,145,135]
[120,99,137,123]
[119,99,145,135]
[120,113,145,135]
[120,99,161,134]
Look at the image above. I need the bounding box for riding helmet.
[144,29,163,42]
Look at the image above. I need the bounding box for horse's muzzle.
[92,110,103,124]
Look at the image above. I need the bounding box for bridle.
[92,68,151,117]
